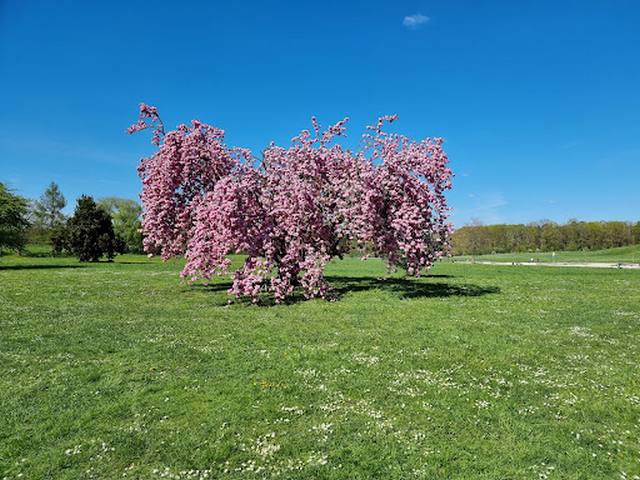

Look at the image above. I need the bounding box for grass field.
[1,251,640,479]
[451,244,640,264]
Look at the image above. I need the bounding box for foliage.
[130,104,453,302]
[28,181,67,245]
[452,219,640,255]
[1,253,639,479]
[31,181,66,229]
[52,195,125,262]
[0,182,29,252]
[130,104,237,259]
[97,197,144,253]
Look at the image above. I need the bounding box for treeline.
[452,220,640,256]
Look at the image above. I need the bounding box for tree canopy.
[130,104,453,302]
[0,182,30,252]
[32,181,66,229]
[97,197,143,253]
[53,195,124,262]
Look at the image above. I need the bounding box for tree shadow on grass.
[326,276,499,300]
[0,264,86,271]
[189,275,499,306]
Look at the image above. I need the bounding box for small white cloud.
[403,13,430,29]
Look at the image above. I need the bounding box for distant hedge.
[451,220,640,256]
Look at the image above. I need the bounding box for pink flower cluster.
[129,104,453,302]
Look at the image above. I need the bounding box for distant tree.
[53,195,125,262]
[540,221,563,251]
[97,197,143,253]
[606,221,632,248]
[0,182,29,253]
[33,182,66,229]
[633,222,640,243]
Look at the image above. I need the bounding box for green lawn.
[1,251,639,479]
[452,244,640,264]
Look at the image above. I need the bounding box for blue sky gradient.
[1,0,639,226]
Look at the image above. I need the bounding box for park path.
[456,260,640,270]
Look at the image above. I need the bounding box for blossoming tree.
[130,104,453,302]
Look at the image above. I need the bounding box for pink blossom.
[130,105,453,303]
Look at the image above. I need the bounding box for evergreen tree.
[33,181,66,229]
[53,195,125,262]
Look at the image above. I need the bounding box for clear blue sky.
[1,0,639,226]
